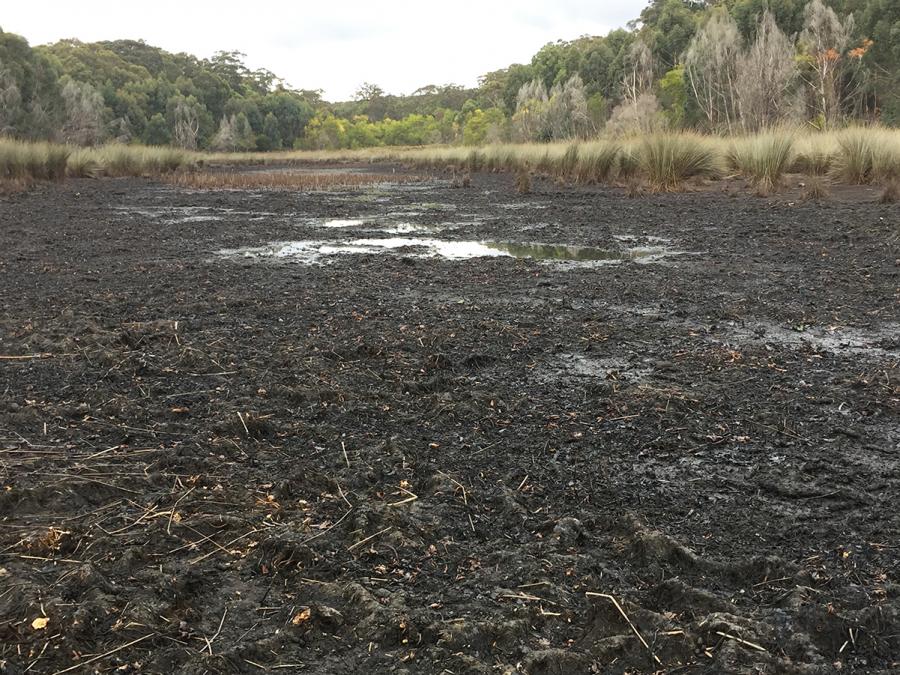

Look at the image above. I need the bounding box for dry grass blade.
[347,526,393,552]
[715,630,767,652]
[52,634,155,674]
[586,592,662,665]
[165,171,429,191]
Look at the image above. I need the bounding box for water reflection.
[220,237,677,264]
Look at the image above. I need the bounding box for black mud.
[1,170,898,674]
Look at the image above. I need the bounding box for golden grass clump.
[829,127,900,184]
[801,176,830,201]
[880,180,899,204]
[728,132,795,195]
[638,133,723,191]
[573,141,621,184]
[832,128,877,184]
[0,139,70,181]
[165,171,429,191]
[515,169,531,194]
[93,144,193,177]
[560,144,580,178]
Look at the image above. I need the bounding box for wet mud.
[1,169,898,673]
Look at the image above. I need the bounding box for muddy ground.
[0,169,898,674]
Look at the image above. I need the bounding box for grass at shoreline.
[166,170,430,191]
[0,139,196,185]
[204,126,900,192]
[2,127,900,193]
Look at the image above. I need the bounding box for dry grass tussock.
[2,126,900,196]
[211,127,900,193]
[728,132,795,195]
[515,169,531,194]
[800,176,830,201]
[165,171,430,191]
[1,138,195,182]
[880,180,899,204]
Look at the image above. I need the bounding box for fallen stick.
[189,529,261,565]
[0,353,53,360]
[348,526,392,552]
[437,470,476,533]
[586,592,662,666]
[715,631,767,652]
[52,633,155,674]
[167,486,196,535]
[236,412,250,437]
[205,606,229,655]
[388,485,419,507]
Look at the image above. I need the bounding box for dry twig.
[586,592,662,666]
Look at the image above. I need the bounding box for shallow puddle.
[319,219,366,228]
[488,242,668,261]
[220,237,678,264]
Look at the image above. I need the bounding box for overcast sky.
[2,1,647,101]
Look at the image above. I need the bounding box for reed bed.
[164,171,430,191]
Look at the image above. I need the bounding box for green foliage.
[1,30,321,150]
[462,108,505,145]
[142,112,171,146]
[299,111,448,151]
[638,0,705,69]
[658,66,687,128]
[260,112,282,151]
[4,0,900,153]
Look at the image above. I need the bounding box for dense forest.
[0,0,897,151]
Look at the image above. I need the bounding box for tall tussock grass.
[0,139,70,181]
[93,144,193,177]
[574,142,621,184]
[0,138,194,185]
[638,134,722,191]
[728,132,795,195]
[3,127,900,195]
[831,128,900,184]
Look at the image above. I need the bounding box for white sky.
[1,1,646,101]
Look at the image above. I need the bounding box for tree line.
[0,0,897,151]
